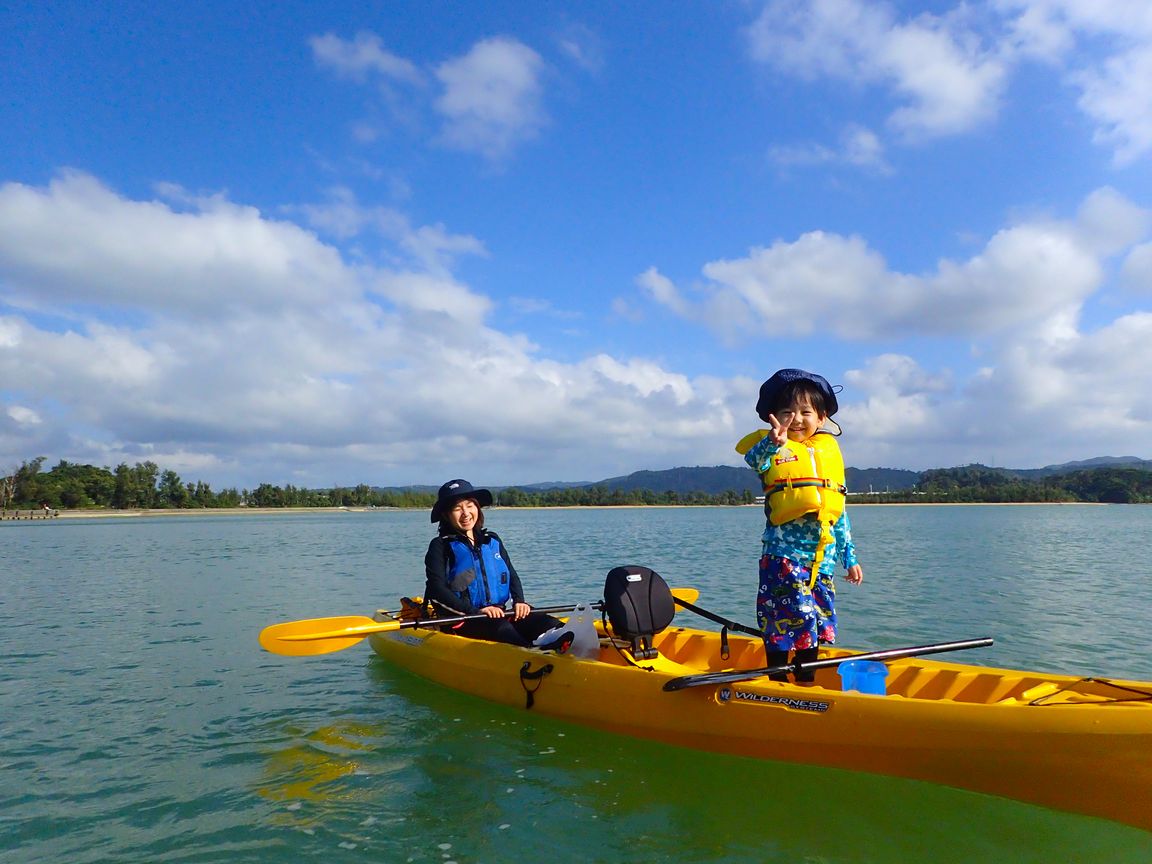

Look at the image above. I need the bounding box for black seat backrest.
[603,565,675,660]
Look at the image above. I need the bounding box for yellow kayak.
[367,606,1152,832]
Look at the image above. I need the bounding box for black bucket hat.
[755,368,840,422]
[430,478,493,522]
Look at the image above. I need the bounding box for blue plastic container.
[838,659,888,695]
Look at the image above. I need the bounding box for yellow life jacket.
[736,429,847,584]
[761,433,846,527]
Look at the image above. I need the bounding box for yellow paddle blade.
[259,615,401,657]
[670,587,699,606]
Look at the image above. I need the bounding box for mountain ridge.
[375,457,1151,496]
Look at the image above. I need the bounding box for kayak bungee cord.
[1028,678,1152,706]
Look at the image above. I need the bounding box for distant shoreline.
[1,500,1112,521]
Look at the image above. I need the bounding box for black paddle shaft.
[400,601,603,631]
[663,637,994,692]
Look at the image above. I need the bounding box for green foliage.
[3,456,1150,513]
[852,463,1152,505]
[1042,468,1152,504]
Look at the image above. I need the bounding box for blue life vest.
[443,532,512,609]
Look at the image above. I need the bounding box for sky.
[2,0,1152,491]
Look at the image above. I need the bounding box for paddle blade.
[670,587,699,606]
[259,615,397,656]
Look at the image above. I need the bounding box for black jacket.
[423,529,525,614]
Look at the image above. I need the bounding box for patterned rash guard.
[744,433,859,575]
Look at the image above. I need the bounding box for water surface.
[2,505,1150,862]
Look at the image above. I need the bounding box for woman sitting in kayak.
[424,478,568,648]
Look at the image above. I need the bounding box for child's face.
[776,396,826,441]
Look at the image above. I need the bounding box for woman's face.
[446,498,479,534]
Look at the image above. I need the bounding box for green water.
[3,505,1151,862]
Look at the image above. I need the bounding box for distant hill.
[590,466,760,495]
[584,465,922,494]
[1012,456,1152,479]
[845,467,921,493]
[374,457,1149,497]
[519,479,596,491]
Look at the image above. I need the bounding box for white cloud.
[310,32,548,163]
[1073,186,1150,255]
[554,21,606,73]
[769,124,891,173]
[840,355,953,444]
[0,173,746,487]
[7,405,41,426]
[881,17,1007,137]
[0,172,357,319]
[746,0,1007,139]
[633,187,1152,469]
[748,0,1152,164]
[1121,244,1152,295]
[641,187,1147,344]
[3,173,1149,486]
[997,0,1152,164]
[1074,44,1152,165]
[636,267,690,316]
[293,186,487,275]
[434,37,548,160]
[310,32,424,86]
[827,308,1152,471]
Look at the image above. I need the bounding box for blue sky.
[3,0,1152,489]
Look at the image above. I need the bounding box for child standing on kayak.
[737,368,863,683]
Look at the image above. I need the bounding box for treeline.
[0,458,438,511]
[1,457,760,511]
[4,457,1151,512]
[853,465,1152,504]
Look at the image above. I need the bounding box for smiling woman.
[422,478,568,648]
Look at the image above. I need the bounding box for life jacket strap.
[767,478,847,495]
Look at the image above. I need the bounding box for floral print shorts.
[756,554,837,652]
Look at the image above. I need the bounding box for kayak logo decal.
[388,633,424,647]
[718,687,831,713]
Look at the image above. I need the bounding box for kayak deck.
[653,626,1151,706]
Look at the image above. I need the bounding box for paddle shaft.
[283,602,603,642]
[663,637,994,691]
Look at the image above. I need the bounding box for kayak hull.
[368,618,1152,832]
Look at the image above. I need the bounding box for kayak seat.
[398,596,429,622]
[602,565,676,661]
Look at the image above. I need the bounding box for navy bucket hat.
[430,478,493,522]
[755,368,840,423]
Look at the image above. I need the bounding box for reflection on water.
[258,723,374,806]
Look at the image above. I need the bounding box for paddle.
[662,637,994,691]
[261,587,701,657]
